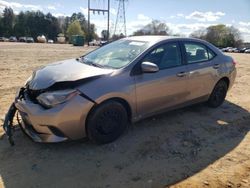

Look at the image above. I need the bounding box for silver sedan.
[4,36,237,144]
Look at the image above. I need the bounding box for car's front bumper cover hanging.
[3,87,25,146]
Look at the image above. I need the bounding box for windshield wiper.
[90,62,105,68]
[77,57,114,69]
[78,57,95,66]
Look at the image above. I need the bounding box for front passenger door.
[135,42,189,118]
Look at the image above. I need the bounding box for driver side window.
[143,42,182,69]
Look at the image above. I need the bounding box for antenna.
[88,0,110,45]
[114,0,127,37]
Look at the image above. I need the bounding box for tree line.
[132,20,243,48]
[190,24,243,48]
[0,7,97,42]
[0,7,243,47]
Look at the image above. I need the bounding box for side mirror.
[141,62,159,73]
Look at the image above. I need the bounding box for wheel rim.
[96,109,122,135]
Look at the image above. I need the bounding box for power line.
[114,0,127,36]
[88,0,110,44]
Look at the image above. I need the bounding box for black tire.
[207,80,228,108]
[87,101,128,144]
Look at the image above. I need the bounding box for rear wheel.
[87,101,128,144]
[207,80,228,108]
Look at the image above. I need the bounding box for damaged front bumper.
[3,87,95,145]
[3,88,25,145]
[3,103,17,145]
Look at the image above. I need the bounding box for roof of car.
[126,35,180,42]
[124,35,209,45]
[123,35,222,55]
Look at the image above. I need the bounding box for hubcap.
[96,109,122,135]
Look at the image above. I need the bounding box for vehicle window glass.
[207,48,216,59]
[184,43,209,64]
[83,40,149,69]
[143,43,182,69]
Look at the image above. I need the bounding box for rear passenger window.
[207,48,216,59]
[184,43,215,64]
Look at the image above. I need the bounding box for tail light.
[232,60,237,66]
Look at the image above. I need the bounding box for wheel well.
[85,97,132,136]
[219,77,230,88]
[110,98,132,122]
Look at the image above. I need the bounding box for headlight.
[36,89,79,108]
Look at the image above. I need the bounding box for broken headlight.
[36,89,79,108]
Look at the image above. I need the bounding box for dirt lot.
[0,43,249,188]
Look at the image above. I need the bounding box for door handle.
[176,72,187,77]
[213,64,220,69]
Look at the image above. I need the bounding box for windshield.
[82,39,149,69]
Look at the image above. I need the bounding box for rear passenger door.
[182,42,218,100]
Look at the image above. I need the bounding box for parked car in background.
[100,40,108,46]
[227,47,235,52]
[48,39,54,44]
[9,36,17,42]
[0,37,7,42]
[245,49,250,53]
[89,40,100,46]
[19,37,27,42]
[221,47,233,52]
[57,34,66,44]
[4,36,237,144]
[221,48,226,52]
[239,47,250,53]
[26,37,34,43]
[37,35,46,43]
[232,48,240,53]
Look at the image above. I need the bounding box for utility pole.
[88,0,110,45]
[88,0,90,45]
[107,0,110,40]
[114,0,127,37]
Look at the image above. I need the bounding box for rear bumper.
[228,68,237,90]
[15,95,94,143]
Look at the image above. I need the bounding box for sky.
[0,0,250,42]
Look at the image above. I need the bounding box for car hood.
[27,59,113,90]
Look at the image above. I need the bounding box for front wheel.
[87,101,128,144]
[207,80,228,108]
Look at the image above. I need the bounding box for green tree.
[25,11,46,39]
[190,29,206,40]
[70,12,97,42]
[86,23,97,42]
[0,8,96,42]
[66,20,84,42]
[111,33,125,41]
[190,24,243,47]
[2,7,15,36]
[13,11,27,37]
[70,12,88,35]
[45,13,61,40]
[0,16,4,36]
[101,30,109,40]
